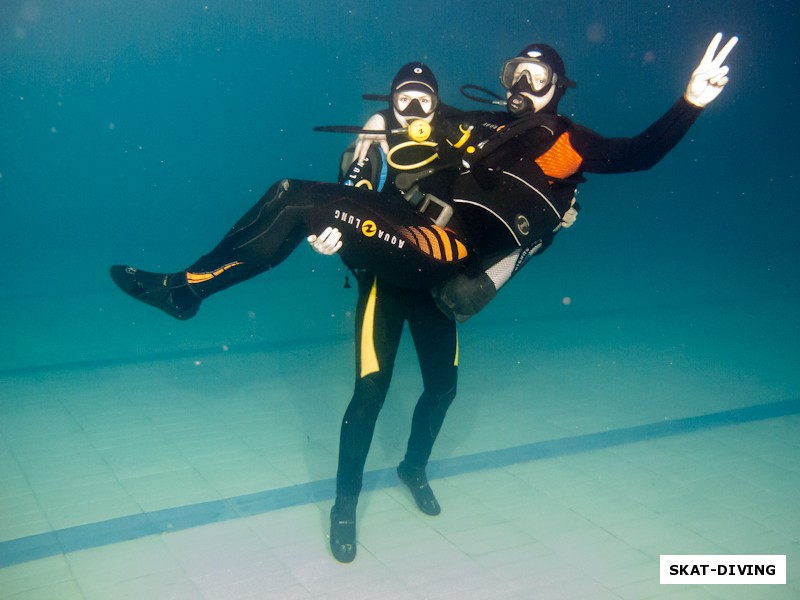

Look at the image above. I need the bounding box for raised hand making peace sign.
[685,32,739,108]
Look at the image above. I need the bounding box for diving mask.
[392,89,438,118]
[500,58,573,96]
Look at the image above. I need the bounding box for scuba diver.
[427,33,739,320]
[109,31,737,563]
[307,33,739,322]
[314,33,735,562]
[316,63,465,563]
[110,33,736,323]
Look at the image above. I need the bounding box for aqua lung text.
[333,209,406,249]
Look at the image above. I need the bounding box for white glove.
[561,194,579,228]
[354,113,389,163]
[684,32,738,108]
[307,227,343,255]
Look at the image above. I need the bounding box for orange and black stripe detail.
[398,225,468,263]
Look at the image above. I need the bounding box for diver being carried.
[110,33,737,322]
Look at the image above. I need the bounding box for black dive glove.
[434,117,474,167]
[431,272,497,322]
[434,140,463,166]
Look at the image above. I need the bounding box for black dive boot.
[397,461,441,516]
[109,265,200,320]
[329,496,358,563]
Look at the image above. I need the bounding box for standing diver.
[305,33,738,562]
[314,63,466,563]
[109,33,737,323]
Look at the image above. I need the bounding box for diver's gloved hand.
[435,139,463,166]
[354,113,389,163]
[560,194,579,228]
[431,272,498,322]
[684,32,739,108]
[307,227,343,256]
[437,119,472,164]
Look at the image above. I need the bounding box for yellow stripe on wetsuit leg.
[454,329,459,367]
[360,277,457,375]
[360,277,380,378]
[186,261,243,284]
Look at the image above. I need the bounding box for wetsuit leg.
[402,295,458,470]
[110,179,470,319]
[335,275,406,497]
[185,179,469,293]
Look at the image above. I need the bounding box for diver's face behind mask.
[504,61,557,116]
[392,89,438,127]
[504,62,556,95]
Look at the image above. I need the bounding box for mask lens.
[393,92,438,116]
[515,66,551,92]
[500,59,553,92]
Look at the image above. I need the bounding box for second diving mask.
[392,90,438,118]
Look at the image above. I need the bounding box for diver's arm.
[571,32,737,174]
[568,98,702,174]
[353,113,389,163]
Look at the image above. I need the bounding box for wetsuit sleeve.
[569,97,703,174]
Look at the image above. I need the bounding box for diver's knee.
[438,385,457,407]
[348,375,390,416]
[421,383,456,410]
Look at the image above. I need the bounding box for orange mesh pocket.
[535,132,583,179]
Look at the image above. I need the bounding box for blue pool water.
[1,1,798,598]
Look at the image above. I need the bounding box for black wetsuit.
[335,107,460,498]
[181,178,468,293]
[338,275,457,497]
[441,97,703,273]
[188,98,701,292]
[110,97,702,321]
